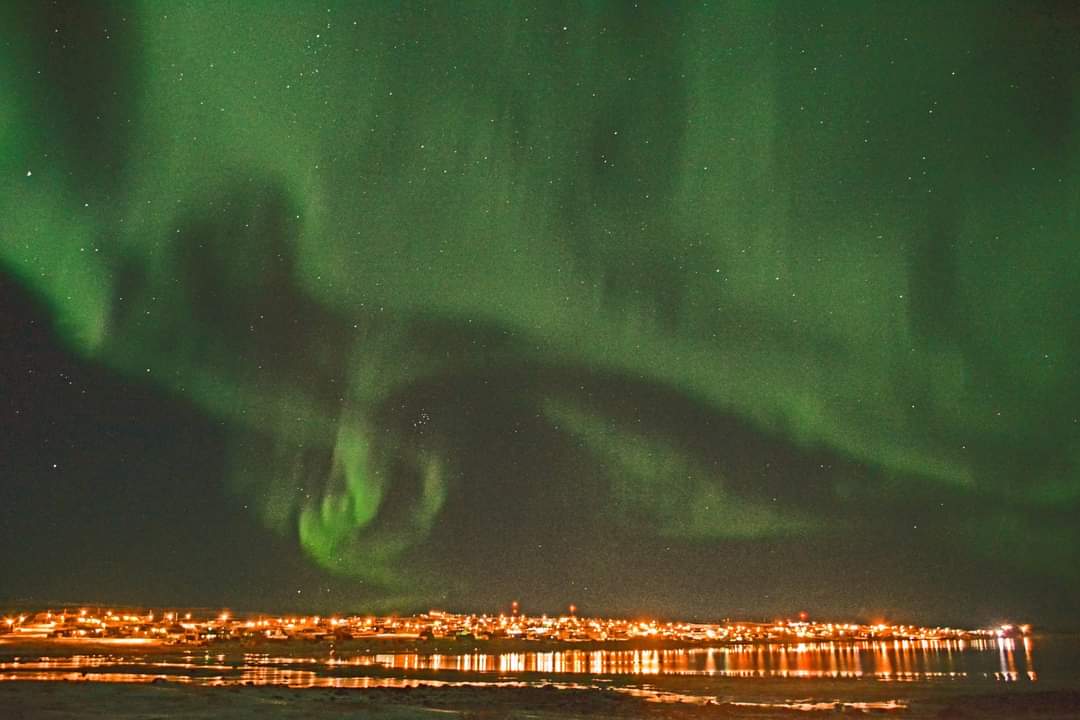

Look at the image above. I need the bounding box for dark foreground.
[4,681,1080,719]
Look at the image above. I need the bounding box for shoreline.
[3,679,1080,719]
[4,632,1066,657]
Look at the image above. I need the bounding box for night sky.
[2,1,1078,629]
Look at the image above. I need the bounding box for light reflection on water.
[244,638,1037,682]
[0,637,1039,685]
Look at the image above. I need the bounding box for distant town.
[0,604,1029,647]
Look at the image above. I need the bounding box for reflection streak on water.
[0,638,1040,684]
[1023,636,1036,681]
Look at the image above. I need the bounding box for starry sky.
[2,1,1079,628]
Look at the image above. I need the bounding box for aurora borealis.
[1,1,1078,626]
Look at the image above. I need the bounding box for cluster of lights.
[0,606,1030,647]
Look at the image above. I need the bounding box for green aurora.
[2,1,1078,620]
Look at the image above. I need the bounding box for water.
[1,636,1076,711]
